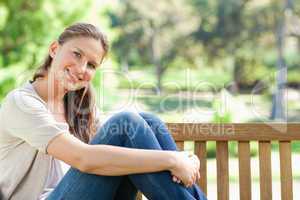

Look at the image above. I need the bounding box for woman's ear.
[49,41,59,58]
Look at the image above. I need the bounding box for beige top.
[37,157,66,200]
[0,81,70,200]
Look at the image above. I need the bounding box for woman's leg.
[104,111,206,200]
[47,112,145,200]
[48,111,206,200]
[138,112,178,151]
[113,111,178,200]
[137,112,206,200]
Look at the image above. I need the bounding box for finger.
[193,155,200,166]
[187,180,193,188]
[197,171,200,180]
[188,152,194,157]
[185,179,191,187]
[196,159,200,168]
[183,181,188,187]
[176,177,181,184]
[187,176,193,187]
[172,176,177,182]
[173,176,181,184]
[191,156,199,166]
[194,160,200,171]
[192,173,196,184]
[191,175,196,185]
[194,169,198,181]
[192,154,200,162]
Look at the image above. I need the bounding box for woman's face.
[48,37,104,92]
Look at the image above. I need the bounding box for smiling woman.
[30,24,108,143]
[0,23,207,200]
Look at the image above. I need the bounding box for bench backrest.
[167,123,300,200]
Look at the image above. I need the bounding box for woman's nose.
[76,61,88,78]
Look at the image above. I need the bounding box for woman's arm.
[47,133,199,186]
[47,133,178,175]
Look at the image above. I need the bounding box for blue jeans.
[47,111,207,200]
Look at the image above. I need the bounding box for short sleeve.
[1,89,69,154]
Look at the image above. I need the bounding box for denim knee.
[114,111,141,122]
[91,111,143,144]
[139,112,163,125]
[114,111,142,125]
[138,112,167,134]
[110,111,147,138]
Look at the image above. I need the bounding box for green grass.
[137,96,212,113]
[118,67,232,92]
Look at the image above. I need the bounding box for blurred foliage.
[0,0,91,100]
[190,0,292,90]
[271,141,300,153]
[106,0,201,90]
[206,141,217,158]
[1,0,300,124]
[206,141,258,159]
[117,68,231,92]
[212,99,233,123]
[106,0,300,91]
[1,0,300,97]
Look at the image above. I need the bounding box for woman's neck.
[32,77,66,106]
[32,77,67,122]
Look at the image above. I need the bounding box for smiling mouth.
[64,68,78,83]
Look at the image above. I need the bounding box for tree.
[191,0,279,91]
[107,0,200,91]
[271,0,294,120]
[0,0,91,100]
[190,0,300,120]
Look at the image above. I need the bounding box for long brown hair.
[30,23,109,143]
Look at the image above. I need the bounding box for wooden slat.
[216,141,229,200]
[259,141,272,200]
[176,141,184,151]
[279,141,293,200]
[166,123,300,141]
[195,141,207,195]
[238,141,251,200]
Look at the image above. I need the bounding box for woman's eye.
[87,63,96,69]
[73,51,81,58]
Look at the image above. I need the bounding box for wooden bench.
[137,123,300,200]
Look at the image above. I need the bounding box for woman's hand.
[170,152,200,187]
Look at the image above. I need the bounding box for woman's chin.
[67,83,85,92]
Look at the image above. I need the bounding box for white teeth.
[62,68,85,91]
